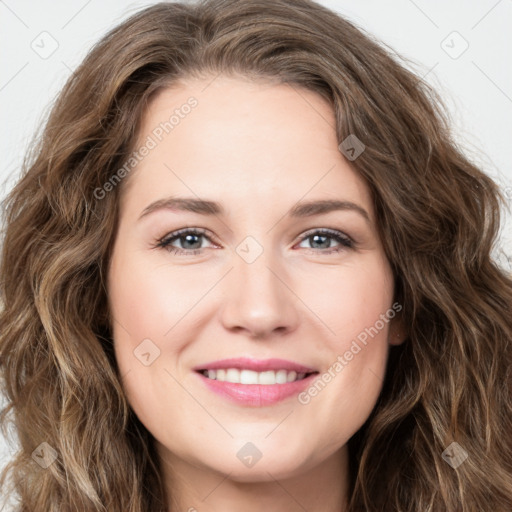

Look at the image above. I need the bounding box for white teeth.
[258,370,276,385]
[201,368,309,384]
[240,369,259,384]
[275,370,288,384]
[287,370,298,382]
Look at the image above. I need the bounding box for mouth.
[192,358,320,406]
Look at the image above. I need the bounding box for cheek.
[107,248,172,391]
[108,249,200,351]
[107,248,186,424]
[296,253,394,347]
[294,257,394,435]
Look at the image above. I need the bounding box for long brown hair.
[1,0,511,510]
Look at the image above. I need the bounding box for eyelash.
[155,227,354,256]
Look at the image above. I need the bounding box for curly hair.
[1,0,511,510]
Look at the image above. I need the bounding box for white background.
[1,0,511,500]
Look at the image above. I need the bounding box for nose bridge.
[219,234,298,336]
[236,236,280,295]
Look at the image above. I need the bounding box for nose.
[219,244,300,339]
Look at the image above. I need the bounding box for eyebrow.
[138,197,370,223]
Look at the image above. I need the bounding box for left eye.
[156,228,214,255]
[156,228,353,255]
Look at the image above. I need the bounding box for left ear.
[388,313,407,346]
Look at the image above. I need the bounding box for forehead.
[120,75,373,222]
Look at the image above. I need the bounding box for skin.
[107,74,405,512]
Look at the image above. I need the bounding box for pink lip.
[195,371,319,407]
[192,357,317,373]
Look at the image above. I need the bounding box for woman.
[1,0,511,510]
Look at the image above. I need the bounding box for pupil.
[182,234,201,249]
[311,234,329,249]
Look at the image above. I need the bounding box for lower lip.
[195,371,319,406]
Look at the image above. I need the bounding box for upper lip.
[193,357,318,373]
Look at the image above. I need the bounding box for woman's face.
[108,75,403,483]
